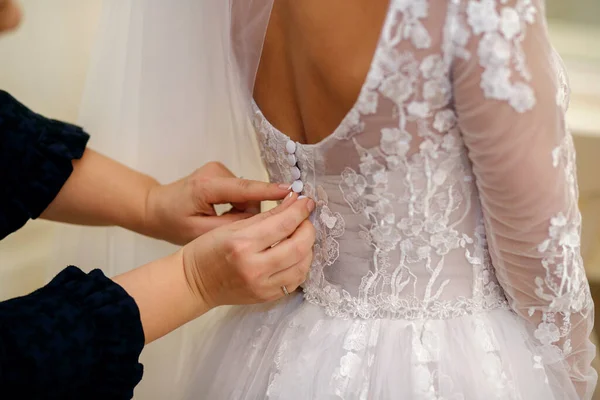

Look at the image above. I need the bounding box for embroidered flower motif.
[343,322,369,352]
[467,0,500,35]
[413,364,434,394]
[400,239,431,264]
[420,55,445,79]
[433,110,457,133]
[430,229,461,256]
[478,33,511,67]
[339,352,362,378]
[423,78,452,109]
[407,101,430,118]
[359,153,388,187]
[398,217,425,237]
[379,53,419,104]
[519,0,537,24]
[539,213,580,251]
[392,0,431,49]
[368,224,402,252]
[357,89,379,115]
[500,7,521,40]
[509,82,535,113]
[408,22,432,49]
[412,323,440,363]
[380,128,411,157]
[534,322,560,346]
[424,213,450,234]
[320,206,345,237]
[467,0,537,112]
[341,168,367,194]
[481,66,513,100]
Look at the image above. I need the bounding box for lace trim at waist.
[303,284,510,320]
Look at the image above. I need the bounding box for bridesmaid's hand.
[182,193,316,307]
[143,161,291,245]
[114,193,315,343]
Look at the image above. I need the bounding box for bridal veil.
[52,1,273,397]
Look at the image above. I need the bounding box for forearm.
[41,148,159,234]
[113,251,209,344]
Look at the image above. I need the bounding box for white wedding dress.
[175,1,597,399]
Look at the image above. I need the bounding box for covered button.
[285,140,297,154]
[291,180,304,193]
[286,154,297,166]
[290,166,301,180]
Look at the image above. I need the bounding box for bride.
[62,0,596,398]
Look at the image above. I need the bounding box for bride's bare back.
[254,0,389,145]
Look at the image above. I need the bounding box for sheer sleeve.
[452,0,596,397]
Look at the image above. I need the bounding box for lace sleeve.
[452,0,596,397]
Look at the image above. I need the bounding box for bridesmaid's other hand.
[182,193,316,307]
[0,0,21,33]
[143,161,291,245]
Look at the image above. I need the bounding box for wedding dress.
[62,0,596,398]
[175,0,598,399]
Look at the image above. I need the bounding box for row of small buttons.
[286,140,305,196]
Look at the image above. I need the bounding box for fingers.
[260,220,316,273]
[194,212,255,234]
[267,251,313,295]
[232,192,298,230]
[200,177,291,206]
[243,195,315,251]
[193,162,252,211]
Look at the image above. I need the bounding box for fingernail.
[282,192,294,204]
[278,183,291,191]
[298,195,307,200]
[306,199,315,212]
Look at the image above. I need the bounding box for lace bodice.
[252,0,595,396]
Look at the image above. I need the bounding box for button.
[285,140,297,154]
[291,180,304,193]
[290,166,301,180]
[286,154,297,166]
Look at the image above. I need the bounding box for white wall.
[0,0,102,120]
[0,0,102,300]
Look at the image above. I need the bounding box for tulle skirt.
[179,293,581,399]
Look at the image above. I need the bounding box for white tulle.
[180,293,577,399]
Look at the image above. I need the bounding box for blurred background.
[0,0,598,398]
